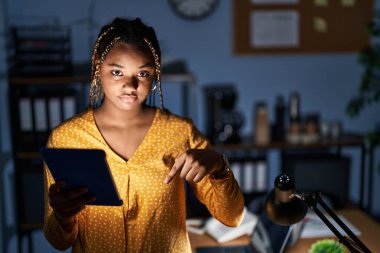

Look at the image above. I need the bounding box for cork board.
[233,0,374,54]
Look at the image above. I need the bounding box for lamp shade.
[264,174,308,226]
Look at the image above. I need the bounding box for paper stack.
[187,208,258,243]
[300,213,361,238]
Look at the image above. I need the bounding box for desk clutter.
[254,91,344,145]
[300,212,361,239]
[188,209,362,252]
[189,208,379,253]
[186,208,258,243]
[191,171,370,253]
[189,207,298,253]
[204,86,355,207]
[203,85,346,146]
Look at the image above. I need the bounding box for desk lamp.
[264,174,371,253]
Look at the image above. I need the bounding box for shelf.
[213,133,365,151]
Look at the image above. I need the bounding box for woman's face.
[99,42,155,111]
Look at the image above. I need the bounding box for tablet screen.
[40,147,123,206]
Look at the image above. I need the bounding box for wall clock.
[169,0,220,20]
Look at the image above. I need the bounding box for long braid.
[89,26,116,107]
[91,28,114,75]
[144,38,164,109]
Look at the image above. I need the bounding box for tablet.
[40,147,123,206]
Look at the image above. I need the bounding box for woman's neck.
[94,104,152,127]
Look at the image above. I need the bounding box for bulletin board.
[233,0,374,54]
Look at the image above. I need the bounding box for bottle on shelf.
[254,101,270,144]
[287,92,302,144]
[289,91,300,122]
[272,95,286,141]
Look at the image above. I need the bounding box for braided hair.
[89,17,164,109]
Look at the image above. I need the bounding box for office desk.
[189,209,380,253]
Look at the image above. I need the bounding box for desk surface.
[189,209,380,253]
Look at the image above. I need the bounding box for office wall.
[1,0,379,252]
[5,0,379,133]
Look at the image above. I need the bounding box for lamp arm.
[312,206,362,253]
[317,197,371,253]
[296,192,371,253]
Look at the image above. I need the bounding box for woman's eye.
[138,71,151,78]
[111,70,123,76]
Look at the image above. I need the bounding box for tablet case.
[40,147,123,206]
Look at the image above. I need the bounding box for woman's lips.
[119,94,137,103]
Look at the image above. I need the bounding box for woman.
[43,17,244,253]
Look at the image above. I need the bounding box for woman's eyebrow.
[107,63,124,68]
[107,63,154,68]
[139,62,155,68]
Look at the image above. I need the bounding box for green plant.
[346,14,380,172]
[309,239,346,253]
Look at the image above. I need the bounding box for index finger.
[164,153,186,184]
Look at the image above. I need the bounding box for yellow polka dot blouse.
[43,108,244,253]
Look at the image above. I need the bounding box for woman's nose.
[122,76,138,89]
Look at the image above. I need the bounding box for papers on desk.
[186,208,258,243]
[300,213,361,238]
[186,219,207,235]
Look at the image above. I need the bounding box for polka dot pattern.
[43,108,244,253]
